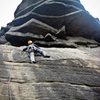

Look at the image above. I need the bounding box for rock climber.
[23,40,50,63]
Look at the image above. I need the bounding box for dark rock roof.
[0,0,100,46]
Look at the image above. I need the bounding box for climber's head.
[28,40,33,45]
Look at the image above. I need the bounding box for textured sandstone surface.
[0,44,100,100]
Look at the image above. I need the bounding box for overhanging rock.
[0,0,99,46]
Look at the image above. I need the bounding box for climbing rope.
[8,76,12,100]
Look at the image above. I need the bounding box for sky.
[0,0,100,28]
[0,0,22,28]
[80,0,100,18]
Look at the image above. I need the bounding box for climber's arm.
[22,46,28,51]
